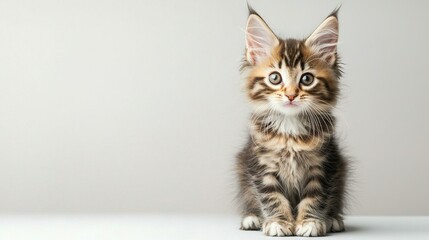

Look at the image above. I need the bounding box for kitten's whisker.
[307,104,335,135]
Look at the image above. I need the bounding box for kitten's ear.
[305,13,339,65]
[245,13,279,65]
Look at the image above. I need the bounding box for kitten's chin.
[275,103,303,116]
[250,101,303,116]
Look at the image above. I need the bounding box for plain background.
[0,0,428,215]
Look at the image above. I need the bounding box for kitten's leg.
[295,166,328,237]
[240,186,262,230]
[295,199,328,237]
[237,151,263,231]
[256,173,294,236]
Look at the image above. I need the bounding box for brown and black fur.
[236,7,348,237]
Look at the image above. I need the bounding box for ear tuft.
[328,6,341,19]
[305,15,339,65]
[245,13,279,65]
[247,2,258,16]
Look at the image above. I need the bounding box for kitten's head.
[242,8,341,116]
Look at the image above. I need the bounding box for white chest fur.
[265,114,307,136]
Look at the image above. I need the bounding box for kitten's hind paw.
[262,219,294,236]
[240,215,261,230]
[295,219,327,237]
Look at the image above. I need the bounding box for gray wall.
[0,0,428,215]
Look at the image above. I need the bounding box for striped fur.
[236,8,348,237]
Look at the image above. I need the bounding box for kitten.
[236,7,348,237]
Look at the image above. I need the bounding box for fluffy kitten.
[236,7,348,237]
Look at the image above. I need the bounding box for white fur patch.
[295,219,327,237]
[263,220,293,236]
[241,215,260,230]
[279,116,306,135]
[264,114,307,136]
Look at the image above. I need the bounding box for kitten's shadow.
[343,225,365,233]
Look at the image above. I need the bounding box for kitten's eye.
[268,72,282,85]
[300,73,314,86]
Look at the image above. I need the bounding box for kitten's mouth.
[284,102,299,107]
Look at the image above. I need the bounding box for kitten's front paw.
[330,218,345,232]
[295,219,327,237]
[240,215,261,230]
[262,219,294,237]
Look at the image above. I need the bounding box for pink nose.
[286,94,297,101]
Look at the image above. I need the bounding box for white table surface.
[0,214,428,240]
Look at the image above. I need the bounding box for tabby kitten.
[236,8,348,237]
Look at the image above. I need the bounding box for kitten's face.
[243,11,341,116]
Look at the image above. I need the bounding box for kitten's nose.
[286,94,297,102]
